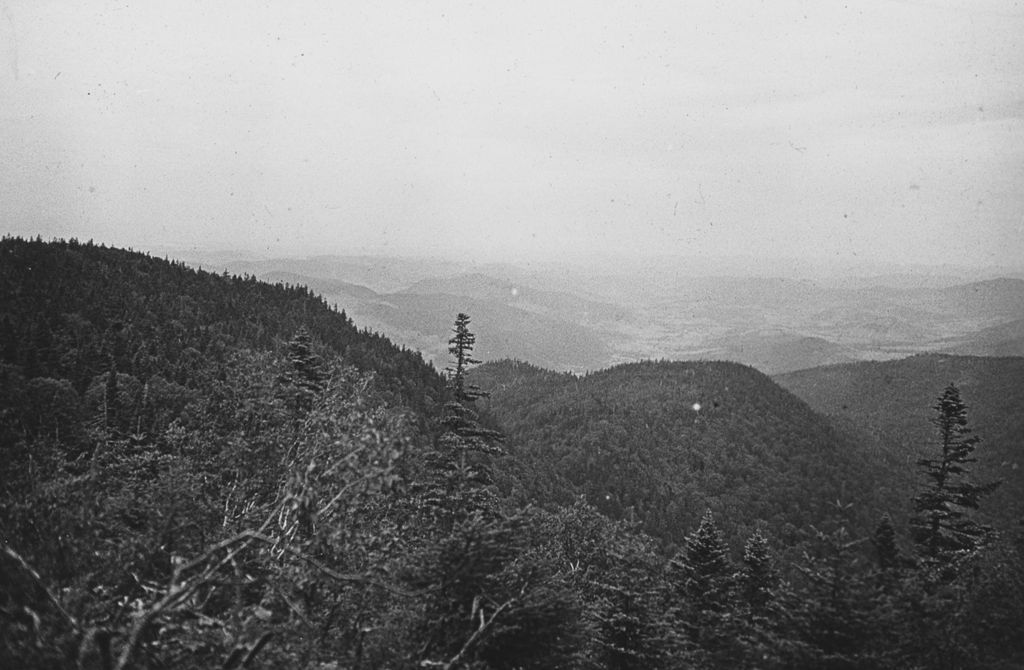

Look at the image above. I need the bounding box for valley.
[219,254,1024,375]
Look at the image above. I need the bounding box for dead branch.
[236,531,416,597]
[420,597,515,670]
[1,543,79,632]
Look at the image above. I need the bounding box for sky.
[2,0,1023,268]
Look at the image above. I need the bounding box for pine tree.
[667,510,735,663]
[279,327,327,416]
[738,529,776,611]
[437,313,503,455]
[675,510,734,611]
[733,529,787,668]
[421,314,504,518]
[910,384,1000,566]
[445,313,481,404]
[794,503,883,668]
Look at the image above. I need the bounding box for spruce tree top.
[446,312,486,404]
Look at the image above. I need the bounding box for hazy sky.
[2,1,1023,267]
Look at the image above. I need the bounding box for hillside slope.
[255,270,616,372]
[683,329,857,374]
[0,238,443,409]
[473,359,900,547]
[775,354,1024,529]
[943,317,1024,357]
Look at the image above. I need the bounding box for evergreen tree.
[421,314,504,518]
[446,312,482,404]
[438,313,503,455]
[279,327,327,416]
[675,510,734,610]
[739,529,776,611]
[667,510,735,663]
[793,504,884,669]
[733,529,788,668]
[910,384,1000,566]
[872,513,901,572]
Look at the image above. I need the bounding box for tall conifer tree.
[911,383,999,565]
[422,314,503,517]
[667,510,735,662]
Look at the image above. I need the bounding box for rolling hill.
[206,254,1024,376]
[775,354,1024,530]
[942,317,1024,357]
[400,272,632,324]
[473,359,901,548]
[0,238,444,413]
[681,329,858,374]
[249,269,619,372]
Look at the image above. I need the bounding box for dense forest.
[2,238,1023,669]
[471,358,904,548]
[775,354,1024,531]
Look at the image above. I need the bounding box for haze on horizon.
[2,1,1023,270]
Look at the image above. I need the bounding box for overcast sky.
[2,0,1022,267]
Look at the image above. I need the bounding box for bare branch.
[421,597,516,670]
[237,531,415,597]
[1,543,79,632]
[318,470,386,519]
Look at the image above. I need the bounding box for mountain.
[400,272,632,324]
[355,292,614,372]
[942,317,1024,357]
[249,269,619,372]
[774,354,1024,529]
[5,240,1024,668]
[259,270,384,302]
[682,329,858,374]
[0,238,444,411]
[926,278,1024,320]
[221,254,464,293]
[473,359,900,547]
[213,253,1024,376]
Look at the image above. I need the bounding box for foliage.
[666,510,737,665]
[471,358,895,545]
[911,383,1000,568]
[775,354,1024,534]
[2,238,1023,668]
[418,313,506,523]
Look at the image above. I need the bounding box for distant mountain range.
[224,255,1024,375]
[940,317,1024,357]
[255,269,620,371]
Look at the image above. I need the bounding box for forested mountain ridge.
[0,236,444,409]
[472,359,902,547]
[3,238,1023,669]
[775,354,1024,530]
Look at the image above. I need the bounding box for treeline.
[1,241,1022,668]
